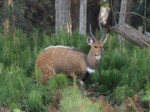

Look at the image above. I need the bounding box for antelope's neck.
[86,49,100,69]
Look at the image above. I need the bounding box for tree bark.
[111,23,150,47]
[108,0,121,25]
[70,0,79,31]
[126,0,133,25]
[79,0,87,35]
[118,0,127,24]
[87,0,100,33]
[118,0,127,45]
[2,0,13,36]
[55,0,71,33]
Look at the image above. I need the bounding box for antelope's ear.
[87,37,94,45]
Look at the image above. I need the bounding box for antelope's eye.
[94,46,98,48]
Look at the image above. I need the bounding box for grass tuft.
[59,86,102,112]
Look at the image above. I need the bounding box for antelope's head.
[87,23,109,60]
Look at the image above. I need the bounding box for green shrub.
[27,90,43,110]
[142,83,150,103]
[0,29,150,111]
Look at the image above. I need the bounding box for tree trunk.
[2,0,12,36]
[79,0,87,35]
[118,0,127,46]
[87,0,100,33]
[70,0,80,31]
[126,0,133,25]
[108,0,121,25]
[118,0,127,24]
[55,0,71,33]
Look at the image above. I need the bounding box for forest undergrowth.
[0,29,150,112]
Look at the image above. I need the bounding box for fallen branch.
[111,23,150,48]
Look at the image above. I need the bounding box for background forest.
[0,0,150,112]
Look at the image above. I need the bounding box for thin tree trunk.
[2,0,13,36]
[126,0,133,25]
[71,0,79,31]
[118,0,127,24]
[87,0,100,34]
[55,0,72,34]
[79,0,87,35]
[118,0,127,46]
[109,0,121,25]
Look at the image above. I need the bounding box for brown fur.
[36,37,105,84]
[36,47,87,83]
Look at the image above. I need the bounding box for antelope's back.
[36,46,87,76]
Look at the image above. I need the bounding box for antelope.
[35,24,108,86]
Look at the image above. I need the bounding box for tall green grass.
[0,28,150,111]
[60,86,102,112]
[0,29,89,111]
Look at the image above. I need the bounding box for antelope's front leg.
[77,79,87,96]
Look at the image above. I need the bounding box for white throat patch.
[95,55,101,60]
[87,67,95,74]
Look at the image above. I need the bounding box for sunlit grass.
[60,86,102,112]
